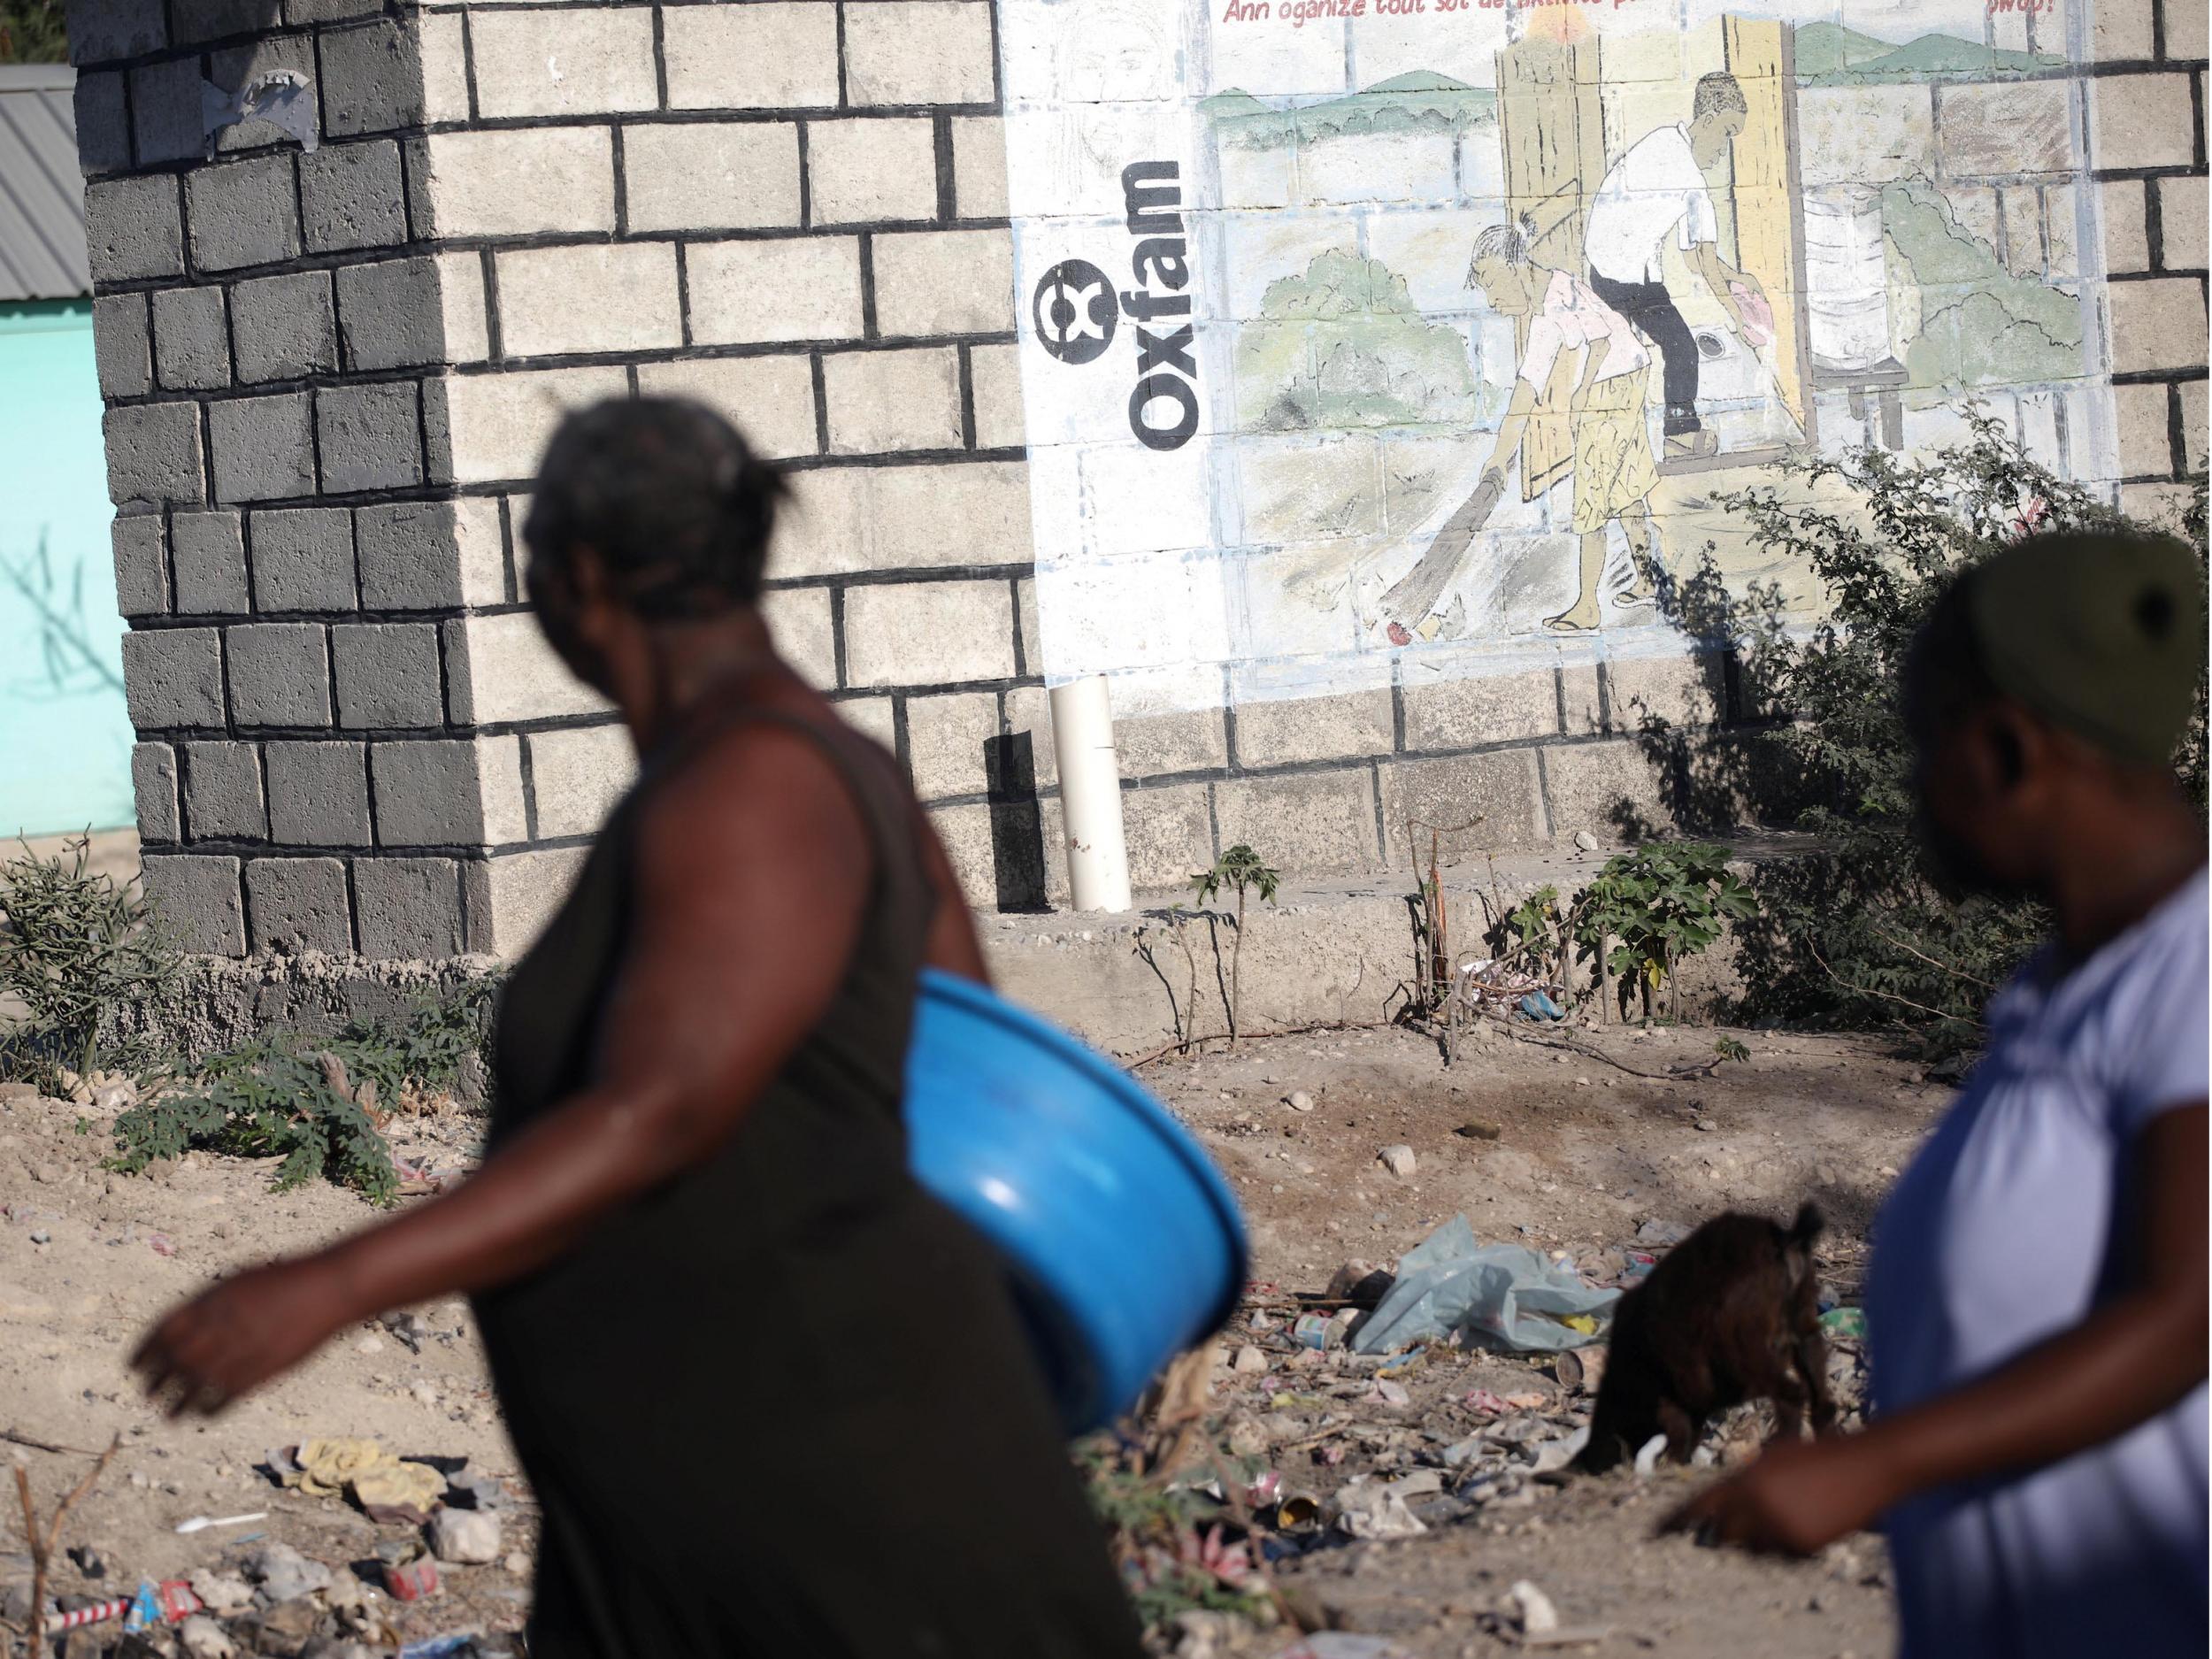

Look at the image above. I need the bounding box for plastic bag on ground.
[1350,1215,1620,1354]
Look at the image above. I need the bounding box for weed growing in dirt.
[1080,1447,1268,1629]
[0,835,183,1087]
[1575,842,1757,1023]
[1192,845,1281,1045]
[110,978,499,1204]
[1662,411,2207,1051]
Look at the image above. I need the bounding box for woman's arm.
[1483,376,1540,483]
[1663,1103,2208,1554]
[133,726,874,1413]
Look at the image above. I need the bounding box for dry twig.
[12,1434,119,1647]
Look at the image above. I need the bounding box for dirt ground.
[0,1014,1947,1657]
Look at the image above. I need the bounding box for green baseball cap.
[1967,529,2207,766]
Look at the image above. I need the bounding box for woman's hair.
[1471,212,1539,270]
[523,397,787,618]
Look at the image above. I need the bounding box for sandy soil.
[0,1015,1945,1656]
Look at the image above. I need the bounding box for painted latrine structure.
[50,0,2210,957]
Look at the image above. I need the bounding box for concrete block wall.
[2088,0,2210,508]
[65,0,2212,964]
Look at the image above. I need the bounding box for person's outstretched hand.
[133,1256,353,1417]
[1659,1437,1894,1556]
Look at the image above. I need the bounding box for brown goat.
[1574,1202,1836,1474]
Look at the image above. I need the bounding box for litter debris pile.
[1092,1215,1875,1656]
[2,1434,532,1659]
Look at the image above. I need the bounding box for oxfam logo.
[1033,259,1118,365]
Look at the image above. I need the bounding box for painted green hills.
[1795,21,2062,86]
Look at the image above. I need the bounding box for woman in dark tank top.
[133,398,1146,1659]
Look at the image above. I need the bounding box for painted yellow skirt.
[1571,372,1661,535]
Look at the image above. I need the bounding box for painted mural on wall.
[1002,0,2112,715]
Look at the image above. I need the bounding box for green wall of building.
[0,299,133,840]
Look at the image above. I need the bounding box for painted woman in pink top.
[1382,215,1663,640]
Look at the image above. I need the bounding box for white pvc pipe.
[1048,675,1133,913]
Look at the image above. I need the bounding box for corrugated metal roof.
[0,65,91,303]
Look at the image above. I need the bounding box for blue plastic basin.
[903,968,1248,1434]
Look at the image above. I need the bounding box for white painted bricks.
[470,9,658,120]
[495,243,683,358]
[414,129,617,238]
[842,580,1017,688]
[872,230,1017,335]
[686,238,864,345]
[434,365,631,485]
[527,723,637,839]
[663,4,841,111]
[622,124,803,232]
[450,611,612,725]
[808,118,940,225]
[822,348,963,454]
[636,356,818,460]
[844,3,995,107]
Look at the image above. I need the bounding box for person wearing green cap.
[1663,528,2208,1656]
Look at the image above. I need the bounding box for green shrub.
[1673,411,2205,1051]
[0,835,184,1086]
[1573,842,1757,1021]
[111,978,499,1204]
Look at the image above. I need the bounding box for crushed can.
[1272,1491,1323,1534]
[380,1539,441,1602]
[1292,1312,1332,1349]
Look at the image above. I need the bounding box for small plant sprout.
[1714,1035,1752,1065]
[1191,845,1281,1045]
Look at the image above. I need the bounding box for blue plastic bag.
[1351,1215,1619,1354]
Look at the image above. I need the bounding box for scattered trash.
[274,1438,448,1525]
[1376,1144,1417,1178]
[443,1469,511,1511]
[173,1510,265,1534]
[1820,1307,1867,1341]
[1632,1433,1668,1478]
[1273,1491,1322,1533]
[428,1508,502,1565]
[178,1613,236,1658]
[399,1637,483,1659]
[1232,1344,1269,1375]
[1352,1216,1620,1355]
[1553,1346,1606,1394]
[1274,1637,1406,1659]
[1291,1312,1333,1349]
[1366,1379,1411,1409]
[245,1542,333,1605]
[185,1571,252,1615]
[1510,1579,1560,1635]
[1517,991,1566,1022]
[41,1578,201,1637]
[1333,1482,1428,1540]
[148,1233,176,1257]
[66,1544,104,1580]
[379,1539,441,1601]
[1634,1218,1690,1248]
[1529,1425,1591,1475]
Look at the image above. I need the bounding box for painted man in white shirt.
[1583,72,1767,463]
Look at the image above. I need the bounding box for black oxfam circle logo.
[1033,259,1118,365]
